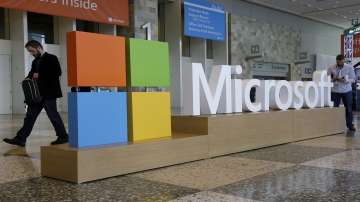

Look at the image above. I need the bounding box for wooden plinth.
[41,107,345,183]
[41,133,208,183]
[292,108,345,141]
[173,107,345,157]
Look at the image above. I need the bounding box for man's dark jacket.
[26,52,63,99]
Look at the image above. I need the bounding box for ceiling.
[245,0,360,28]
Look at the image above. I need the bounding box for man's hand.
[332,76,346,83]
[33,73,39,80]
[338,78,346,83]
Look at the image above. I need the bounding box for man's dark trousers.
[332,91,353,129]
[16,99,67,143]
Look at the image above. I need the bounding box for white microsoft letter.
[273,81,293,110]
[232,66,243,113]
[183,63,232,115]
[242,79,262,112]
[303,82,319,109]
[313,71,334,107]
[290,81,304,110]
[256,80,276,111]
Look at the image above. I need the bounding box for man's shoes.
[3,138,25,147]
[349,126,356,132]
[51,136,68,145]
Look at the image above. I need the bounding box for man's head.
[25,40,44,58]
[336,54,345,67]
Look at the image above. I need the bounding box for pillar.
[9,10,28,114]
[133,0,158,41]
[58,17,76,112]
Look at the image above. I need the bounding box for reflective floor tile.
[3,147,29,157]
[0,141,17,154]
[133,157,293,190]
[170,191,261,202]
[292,135,360,150]
[0,156,40,184]
[0,176,199,202]
[231,144,345,164]
[302,150,360,172]
[0,136,54,160]
[213,165,360,202]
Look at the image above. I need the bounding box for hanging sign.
[184,0,225,41]
[0,0,129,26]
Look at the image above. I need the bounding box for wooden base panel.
[173,107,345,157]
[208,111,294,157]
[41,108,345,183]
[293,108,345,141]
[41,133,208,183]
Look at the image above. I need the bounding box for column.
[58,17,76,112]
[9,10,28,114]
[164,0,182,112]
[133,0,159,40]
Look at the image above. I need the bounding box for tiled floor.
[132,157,293,190]
[230,144,345,164]
[1,113,360,201]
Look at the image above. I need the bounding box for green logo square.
[126,38,170,87]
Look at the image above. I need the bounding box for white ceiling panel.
[245,0,360,28]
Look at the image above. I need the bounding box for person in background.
[3,40,68,147]
[328,54,356,131]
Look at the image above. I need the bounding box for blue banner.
[184,0,225,41]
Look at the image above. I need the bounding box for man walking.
[328,54,356,131]
[3,40,68,147]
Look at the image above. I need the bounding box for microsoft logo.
[67,31,171,148]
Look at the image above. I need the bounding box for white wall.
[0,40,11,55]
[0,40,12,114]
[316,54,336,71]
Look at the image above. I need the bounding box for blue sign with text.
[184,0,225,41]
